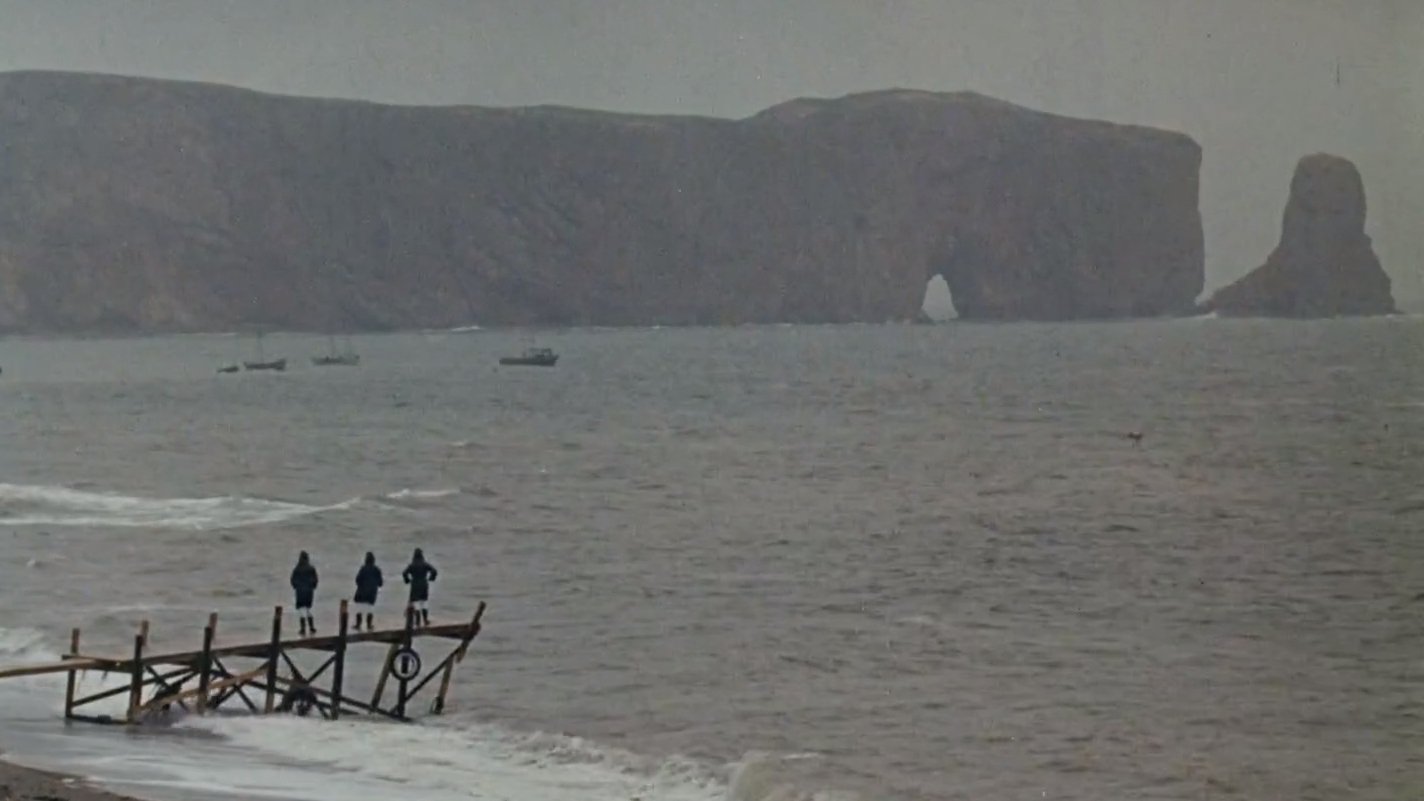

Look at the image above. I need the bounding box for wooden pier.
[0,601,485,725]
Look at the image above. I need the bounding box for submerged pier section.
[0,601,485,724]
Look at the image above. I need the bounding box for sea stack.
[1206,154,1395,317]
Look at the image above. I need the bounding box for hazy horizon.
[2,0,1418,309]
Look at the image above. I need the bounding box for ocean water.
[0,319,1421,801]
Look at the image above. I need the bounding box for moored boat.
[498,347,558,367]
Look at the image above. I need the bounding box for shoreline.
[0,755,143,801]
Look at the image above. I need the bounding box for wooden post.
[265,606,282,713]
[431,657,458,715]
[126,633,144,723]
[138,619,150,646]
[196,622,215,714]
[395,604,415,718]
[63,628,81,720]
[432,603,485,714]
[331,600,349,720]
[371,644,398,709]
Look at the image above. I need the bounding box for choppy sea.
[1,318,1421,800]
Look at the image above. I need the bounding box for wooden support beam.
[371,644,398,709]
[432,602,485,714]
[40,621,477,670]
[63,628,81,720]
[331,600,349,720]
[304,653,338,685]
[265,606,282,713]
[280,649,309,684]
[0,657,114,680]
[146,665,192,713]
[125,633,144,723]
[407,648,459,704]
[430,658,458,715]
[249,677,405,722]
[196,622,215,714]
[395,605,416,718]
[138,666,266,716]
[72,668,193,709]
[210,656,259,713]
[67,713,124,725]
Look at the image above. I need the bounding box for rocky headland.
[0,71,1206,332]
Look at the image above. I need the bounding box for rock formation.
[1205,154,1395,317]
[0,71,1205,332]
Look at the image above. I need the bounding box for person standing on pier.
[402,548,438,627]
[353,551,384,631]
[290,551,319,636]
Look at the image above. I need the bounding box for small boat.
[242,332,286,371]
[312,335,360,367]
[498,347,558,367]
[217,364,240,374]
[311,353,360,367]
[243,358,287,372]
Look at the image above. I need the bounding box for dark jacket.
[290,552,318,605]
[402,550,438,602]
[354,553,384,604]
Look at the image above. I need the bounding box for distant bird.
[1126,431,1144,446]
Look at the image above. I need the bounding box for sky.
[1,0,1419,308]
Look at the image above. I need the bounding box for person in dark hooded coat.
[402,547,438,627]
[353,551,383,631]
[290,551,319,636]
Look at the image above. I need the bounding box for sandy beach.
[0,757,140,801]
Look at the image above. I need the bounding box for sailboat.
[311,334,360,367]
[243,332,287,372]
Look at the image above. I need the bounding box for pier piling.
[63,628,81,719]
[331,600,349,720]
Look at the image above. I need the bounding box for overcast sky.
[1,0,1418,307]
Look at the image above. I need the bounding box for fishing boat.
[498,347,558,367]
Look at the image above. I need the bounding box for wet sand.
[0,757,139,801]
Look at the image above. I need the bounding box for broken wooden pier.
[0,601,485,724]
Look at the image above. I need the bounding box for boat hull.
[311,355,360,366]
[498,356,558,367]
[243,359,287,371]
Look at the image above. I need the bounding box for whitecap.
[0,483,352,530]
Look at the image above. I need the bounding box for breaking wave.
[186,716,730,801]
[0,483,353,530]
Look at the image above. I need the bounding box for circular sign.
[391,648,423,681]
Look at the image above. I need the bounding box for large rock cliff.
[0,71,1205,332]
[1206,154,1395,317]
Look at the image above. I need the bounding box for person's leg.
[297,606,310,635]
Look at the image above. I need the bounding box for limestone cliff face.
[1206,154,1395,317]
[0,71,1205,332]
